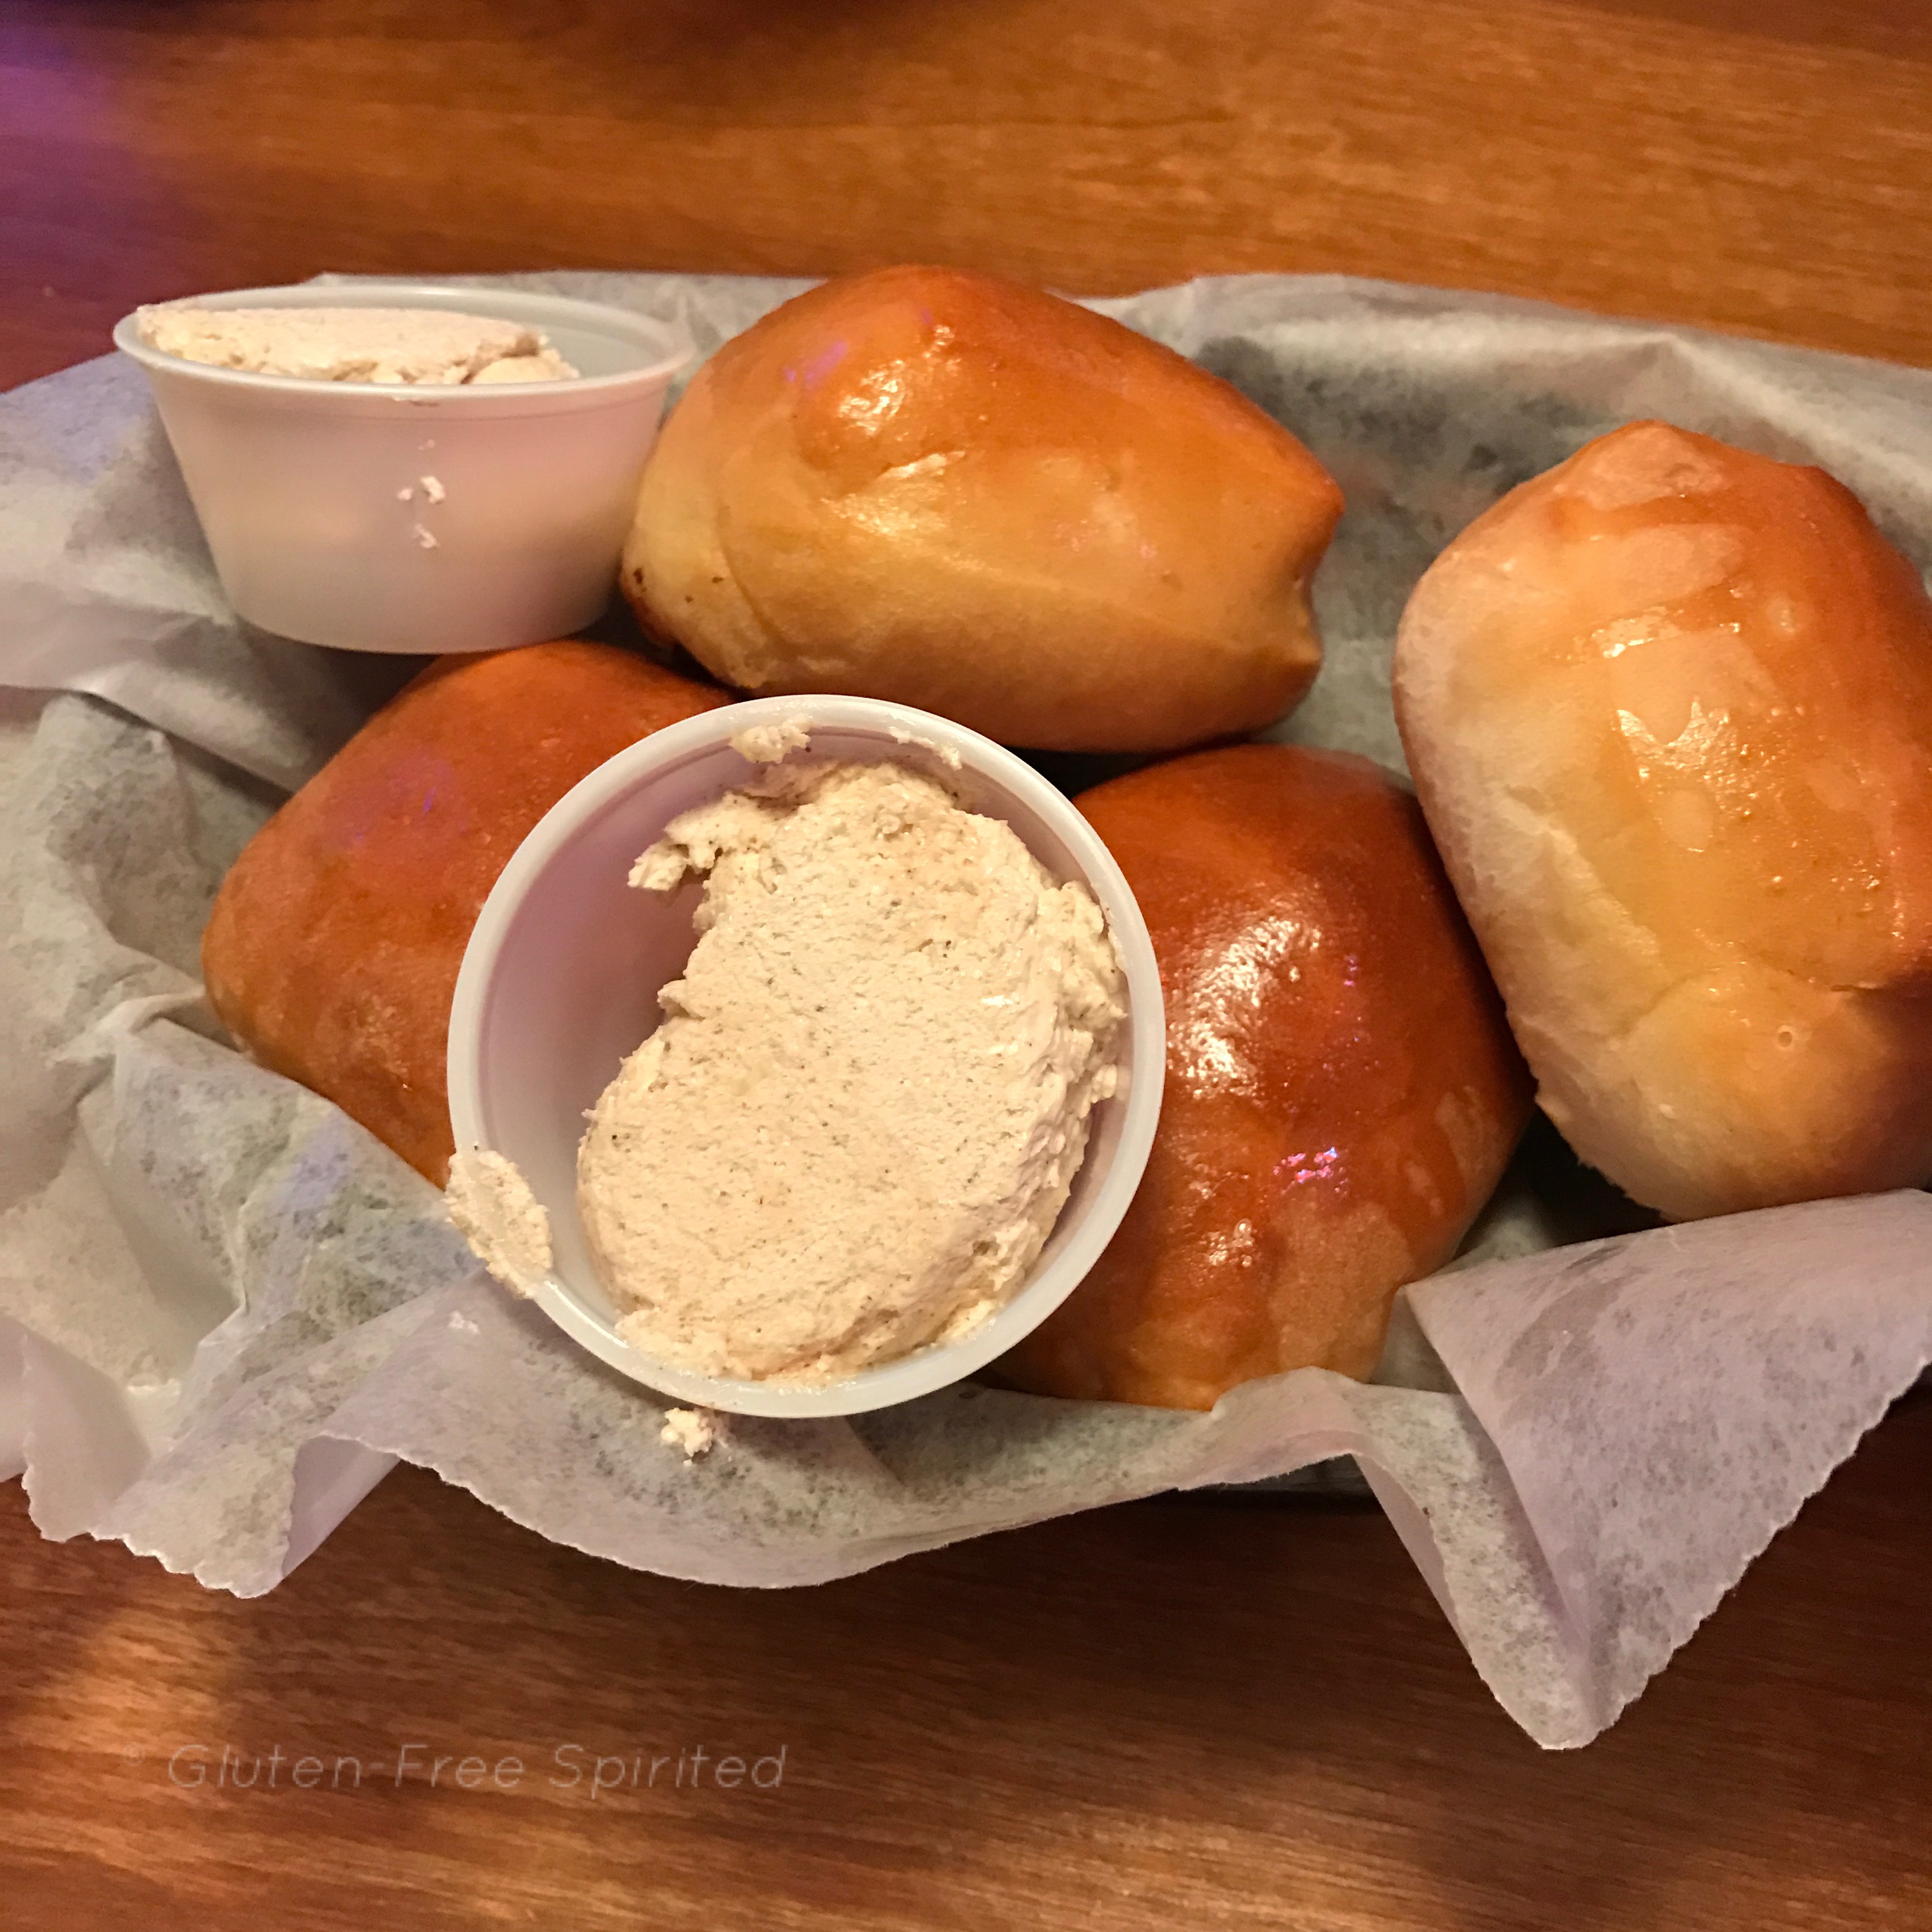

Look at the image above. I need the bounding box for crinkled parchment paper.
[3,273,1928,1749]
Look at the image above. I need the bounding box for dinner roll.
[622,265,1342,752]
[1393,420,1932,1221]
[203,643,727,1184]
[998,745,1531,1410]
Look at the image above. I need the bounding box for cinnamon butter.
[579,756,1126,1383]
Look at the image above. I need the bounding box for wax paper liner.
[2,272,1928,1748]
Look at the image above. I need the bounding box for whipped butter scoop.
[135,304,579,385]
[573,755,1126,1384]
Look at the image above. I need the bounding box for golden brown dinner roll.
[1393,421,1932,1222]
[998,745,1531,1411]
[203,642,728,1184]
[622,265,1342,752]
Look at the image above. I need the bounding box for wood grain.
[1,0,1930,393]
[3,1400,1928,1932]
[3,2,1932,1926]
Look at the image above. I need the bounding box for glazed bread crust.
[202,641,728,1184]
[1394,421,1932,1221]
[623,265,1342,753]
[999,744,1531,1410]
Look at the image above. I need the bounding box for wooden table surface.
[2,3,1930,1927]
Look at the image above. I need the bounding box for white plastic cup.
[446,695,1167,1418]
[113,281,688,654]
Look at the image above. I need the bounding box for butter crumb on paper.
[660,1407,720,1459]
